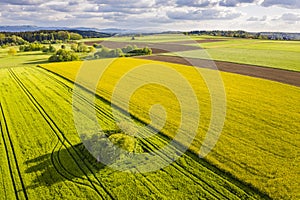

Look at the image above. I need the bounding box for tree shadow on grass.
[24,143,106,190]
[23,60,50,65]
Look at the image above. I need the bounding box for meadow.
[41,58,300,199]
[175,39,300,72]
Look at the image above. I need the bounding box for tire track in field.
[34,68,244,199]
[18,68,118,191]
[138,129,265,199]
[0,104,19,200]
[139,138,232,199]
[8,69,114,200]
[8,68,106,199]
[34,67,115,123]
[33,68,227,198]
[49,139,101,194]
[0,103,28,200]
[35,67,270,199]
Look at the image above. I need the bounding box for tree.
[48,49,80,62]
[70,32,83,40]
[115,48,124,57]
[77,43,89,52]
[42,45,56,53]
[57,31,70,41]
[71,43,78,52]
[88,46,96,53]
[142,46,152,55]
[8,48,17,56]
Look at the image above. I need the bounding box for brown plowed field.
[139,55,300,87]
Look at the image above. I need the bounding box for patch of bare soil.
[139,55,300,87]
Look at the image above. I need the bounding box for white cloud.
[0,0,299,32]
[261,0,300,9]
[167,8,241,20]
[247,15,267,21]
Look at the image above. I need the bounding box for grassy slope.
[0,66,262,199]
[41,58,300,199]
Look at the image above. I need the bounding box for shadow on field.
[24,143,106,189]
[24,60,50,65]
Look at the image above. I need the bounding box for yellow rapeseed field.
[41,57,300,199]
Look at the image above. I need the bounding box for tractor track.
[0,103,28,200]
[139,138,232,200]
[34,67,271,199]
[50,139,99,193]
[34,68,252,199]
[8,68,114,200]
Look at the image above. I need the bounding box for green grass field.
[41,58,300,199]
[0,66,266,199]
[164,48,300,72]
[196,39,300,52]
[174,39,300,71]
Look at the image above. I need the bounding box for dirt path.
[139,55,300,87]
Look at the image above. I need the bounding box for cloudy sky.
[0,0,299,32]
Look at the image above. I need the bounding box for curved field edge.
[0,66,268,199]
[40,58,300,199]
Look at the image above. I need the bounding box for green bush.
[19,42,43,52]
[7,48,17,56]
[93,45,151,59]
[81,128,143,164]
[48,49,80,62]
[42,45,56,53]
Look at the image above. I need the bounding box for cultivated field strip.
[40,59,300,199]
[0,103,28,200]
[8,68,114,199]
[4,68,157,198]
[35,68,236,199]
[30,67,267,199]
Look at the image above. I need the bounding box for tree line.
[185,30,300,40]
[93,44,152,59]
[0,30,113,46]
[0,31,82,44]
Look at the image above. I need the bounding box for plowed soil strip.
[139,55,300,87]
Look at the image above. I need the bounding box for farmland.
[172,39,300,72]
[41,58,300,199]
[0,66,268,199]
[0,34,299,200]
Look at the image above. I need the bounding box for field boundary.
[139,55,300,87]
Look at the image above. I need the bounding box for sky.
[0,0,299,32]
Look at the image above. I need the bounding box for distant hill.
[0,25,129,34]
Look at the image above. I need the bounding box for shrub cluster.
[19,42,43,52]
[93,45,152,59]
[48,49,80,62]
[42,45,56,53]
[81,122,143,164]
